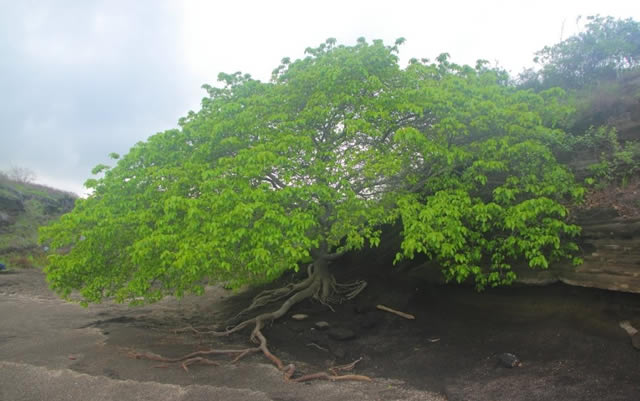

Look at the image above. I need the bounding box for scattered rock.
[315,321,330,330]
[291,314,308,321]
[327,328,356,341]
[619,321,638,335]
[619,320,639,350]
[497,352,522,368]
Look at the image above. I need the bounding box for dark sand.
[1,267,639,400]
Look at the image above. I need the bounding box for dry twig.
[376,304,415,320]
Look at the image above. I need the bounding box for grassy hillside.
[0,175,76,268]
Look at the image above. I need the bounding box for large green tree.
[40,39,582,377]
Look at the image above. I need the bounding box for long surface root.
[128,347,261,371]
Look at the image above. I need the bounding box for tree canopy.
[522,15,640,90]
[40,39,582,305]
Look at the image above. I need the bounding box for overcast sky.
[1,0,638,195]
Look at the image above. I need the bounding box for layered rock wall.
[515,216,640,293]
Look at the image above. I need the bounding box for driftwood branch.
[376,304,415,320]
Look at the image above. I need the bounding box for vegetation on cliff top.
[0,171,76,267]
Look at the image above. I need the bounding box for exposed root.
[250,323,370,382]
[227,264,316,325]
[174,325,216,335]
[212,263,367,338]
[328,279,367,304]
[128,347,261,371]
[292,372,372,383]
[307,342,329,352]
[130,260,371,383]
[181,357,219,372]
[329,356,364,375]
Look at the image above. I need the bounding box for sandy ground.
[0,269,441,401]
[1,267,639,400]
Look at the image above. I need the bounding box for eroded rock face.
[515,216,640,294]
[400,212,640,294]
[517,84,640,294]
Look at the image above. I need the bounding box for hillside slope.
[0,177,76,265]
